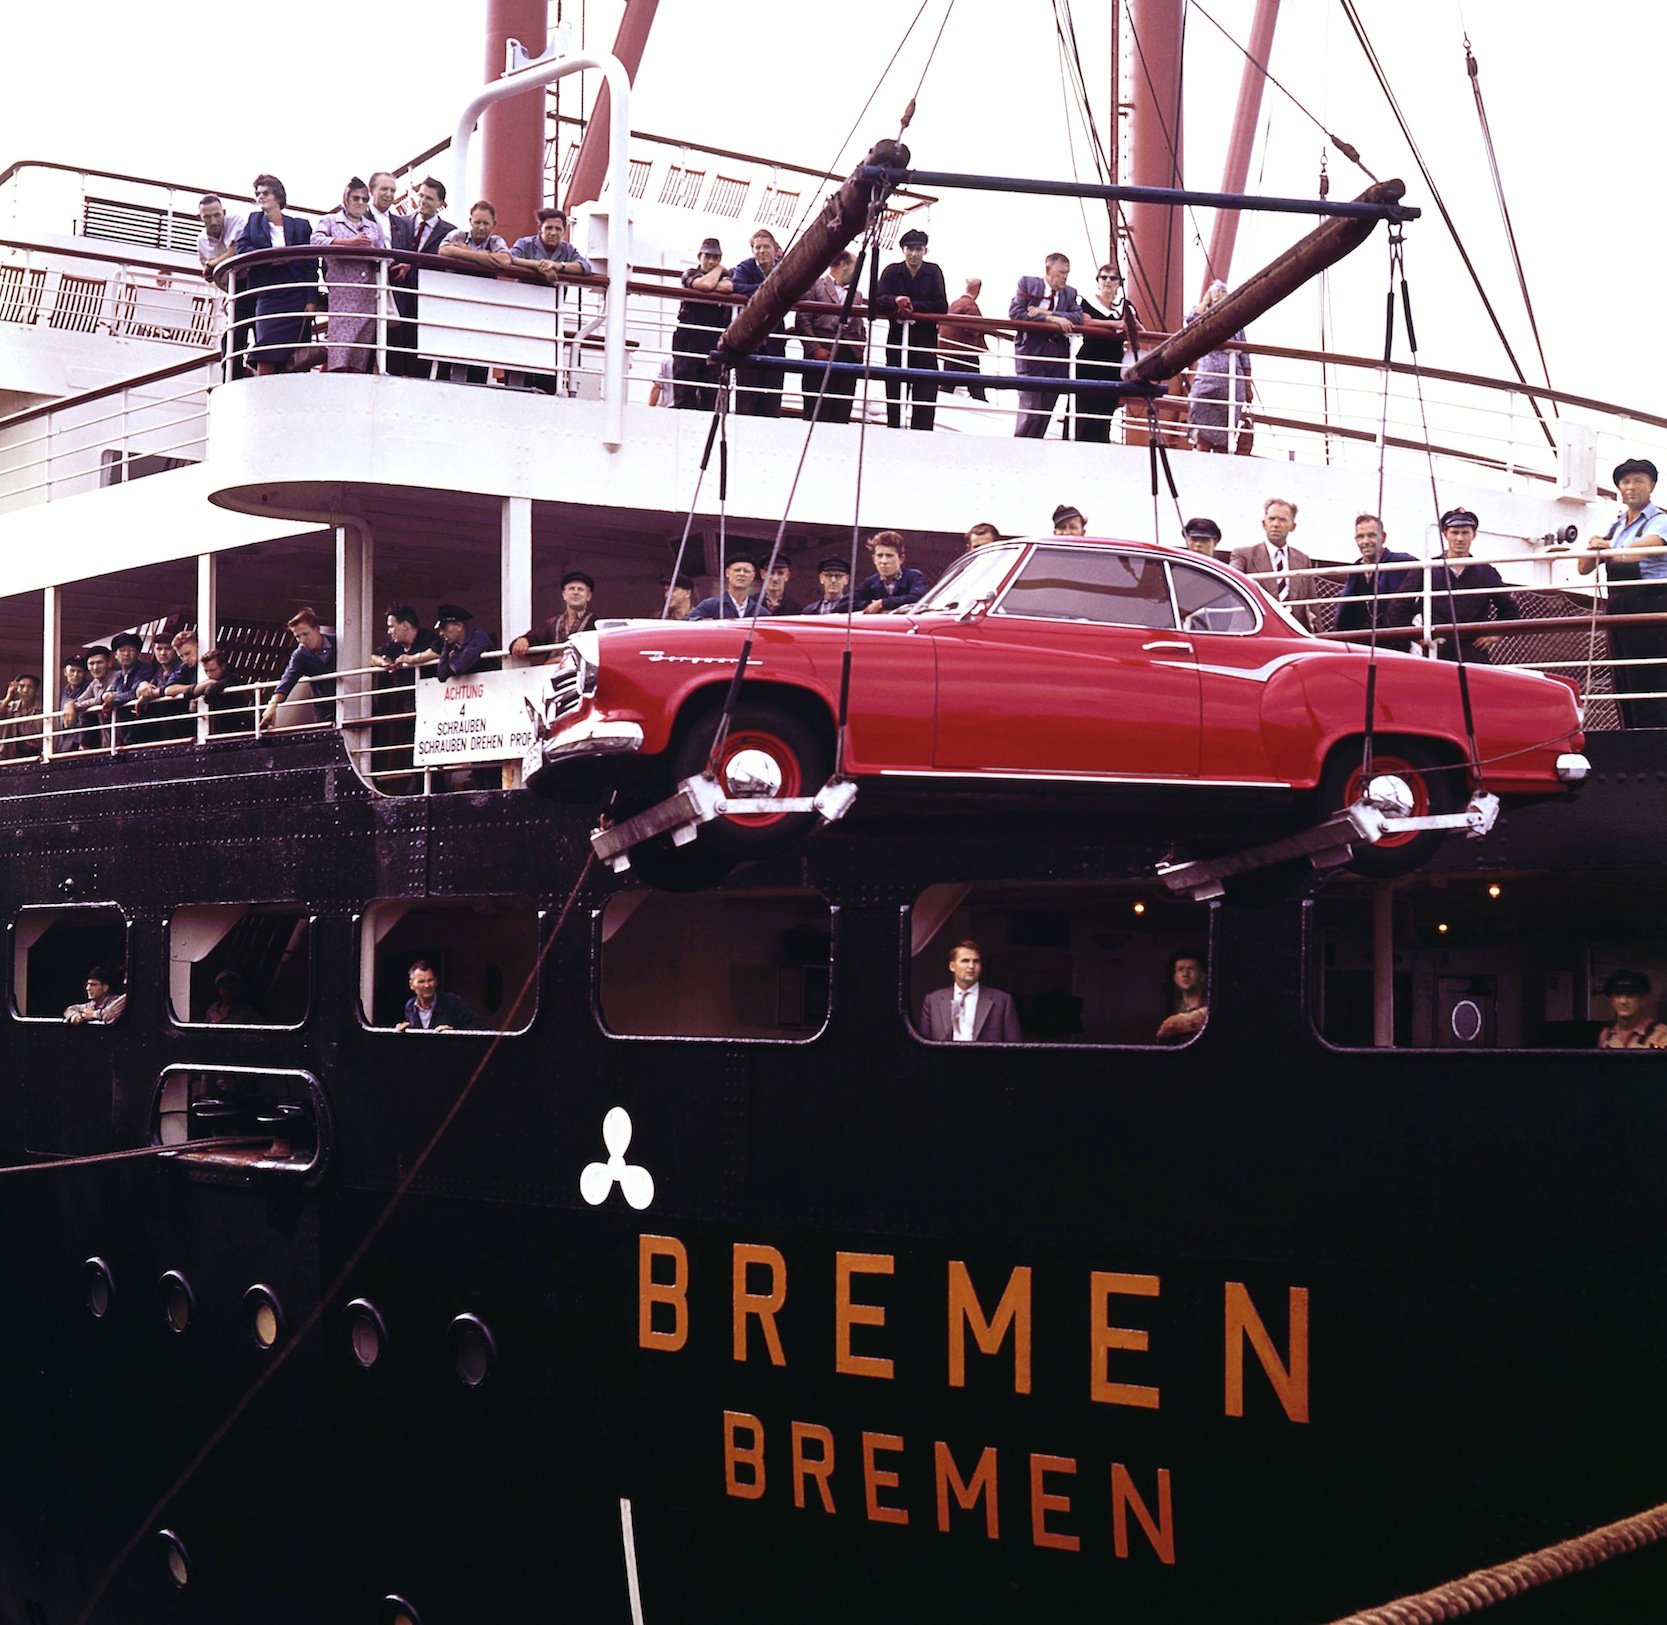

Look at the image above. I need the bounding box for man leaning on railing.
[1578,456,1667,729]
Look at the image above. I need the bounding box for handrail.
[0,159,327,222]
[0,353,216,433]
[0,232,203,279]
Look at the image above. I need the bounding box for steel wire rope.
[661,404,727,616]
[704,206,886,777]
[0,1135,269,1177]
[1187,0,1379,181]
[1336,0,1555,452]
[1463,33,1557,403]
[74,853,599,1625]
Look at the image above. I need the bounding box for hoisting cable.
[661,404,729,617]
[75,855,598,1625]
[1465,34,1556,402]
[1188,0,1379,181]
[1396,233,1486,787]
[1145,403,1186,548]
[1337,0,1555,452]
[705,206,885,778]
[0,1135,269,1177]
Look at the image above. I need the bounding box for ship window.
[1307,872,1667,1050]
[598,890,832,1040]
[358,898,539,1034]
[997,547,1176,630]
[11,905,129,1022]
[167,904,311,1026]
[907,882,1214,1047]
[153,1065,327,1180]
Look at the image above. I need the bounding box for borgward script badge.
[580,1107,654,1209]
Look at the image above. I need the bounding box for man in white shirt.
[919,940,1022,1043]
[198,193,251,377]
[1229,497,1316,630]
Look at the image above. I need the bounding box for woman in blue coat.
[236,173,321,375]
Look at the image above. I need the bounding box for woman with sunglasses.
[235,174,321,375]
[1075,265,1140,443]
[311,177,389,373]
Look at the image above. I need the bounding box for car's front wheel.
[672,701,831,859]
[1317,738,1460,879]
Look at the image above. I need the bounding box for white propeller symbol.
[580,1107,655,1210]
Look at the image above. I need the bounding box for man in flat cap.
[1426,508,1517,664]
[688,556,762,620]
[1579,458,1667,727]
[1052,504,1086,536]
[103,631,152,748]
[1185,516,1225,559]
[1596,969,1667,1049]
[511,570,595,663]
[760,558,802,616]
[671,238,733,414]
[874,227,948,432]
[659,573,695,620]
[434,604,497,680]
[1009,253,1084,438]
[804,557,853,614]
[1229,498,1314,627]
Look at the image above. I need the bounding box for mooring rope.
[1327,1499,1667,1624]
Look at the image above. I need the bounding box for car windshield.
[998,546,1176,628]
[912,545,1024,613]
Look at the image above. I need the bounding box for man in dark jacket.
[874,228,948,431]
[395,959,478,1031]
[434,604,498,679]
[1333,514,1418,638]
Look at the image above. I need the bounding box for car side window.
[998,548,1176,629]
[1172,562,1259,634]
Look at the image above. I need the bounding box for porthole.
[449,1313,497,1388]
[344,1299,388,1370]
[159,1270,194,1335]
[380,1596,424,1625]
[243,1284,284,1351]
[82,1256,114,1320]
[157,1528,190,1589]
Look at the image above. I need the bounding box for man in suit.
[1229,497,1317,630]
[396,959,478,1031]
[1009,254,1084,438]
[391,176,456,377]
[919,940,1022,1044]
[1334,513,1418,638]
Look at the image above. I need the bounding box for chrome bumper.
[523,717,644,782]
[1555,753,1591,783]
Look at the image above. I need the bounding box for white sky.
[4,0,1664,408]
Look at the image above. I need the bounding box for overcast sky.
[5,0,1663,411]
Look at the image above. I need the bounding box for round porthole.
[159,1271,194,1335]
[449,1313,497,1388]
[157,1528,190,1589]
[344,1299,388,1370]
[380,1595,423,1625]
[243,1284,284,1351]
[83,1257,115,1320]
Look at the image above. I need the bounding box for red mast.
[1203,0,1282,296]
[480,0,547,235]
[1124,0,1185,332]
[565,0,661,211]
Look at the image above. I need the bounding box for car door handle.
[1142,639,1194,653]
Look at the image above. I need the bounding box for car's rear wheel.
[672,702,831,859]
[1317,738,1460,879]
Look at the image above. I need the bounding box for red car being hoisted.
[524,537,1588,882]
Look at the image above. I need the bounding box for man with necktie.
[919,941,1022,1044]
[1230,497,1316,630]
[1009,253,1085,438]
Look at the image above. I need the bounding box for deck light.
[1132,901,1146,915]
[1487,884,1501,898]
[1438,922,1449,934]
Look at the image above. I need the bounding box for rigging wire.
[899,0,959,134]
[1335,0,1555,452]
[1464,33,1557,402]
[782,0,935,250]
[1187,0,1378,181]
[74,852,599,1625]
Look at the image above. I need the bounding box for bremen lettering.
[639,1235,1309,1564]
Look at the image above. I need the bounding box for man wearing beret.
[874,227,948,432]
[1579,458,1667,727]
[1426,508,1517,664]
[511,570,596,663]
[688,557,762,620]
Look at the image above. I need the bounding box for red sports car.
[525,538,1587,878]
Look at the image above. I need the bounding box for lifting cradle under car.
[1155,786,1504,903]
[589,772,860,872]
